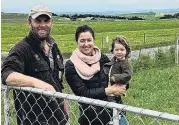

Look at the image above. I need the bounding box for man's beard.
[31,26,51,41]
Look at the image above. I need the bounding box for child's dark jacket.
[103,57,133,89]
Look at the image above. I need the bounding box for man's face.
[29,15,52,40]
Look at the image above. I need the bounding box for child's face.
[113,43,127,60]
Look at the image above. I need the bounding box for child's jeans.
[109,115,127,125]
[107,95,127,125]
[120,116,127,125]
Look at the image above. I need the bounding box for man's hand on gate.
[33,81,56,91]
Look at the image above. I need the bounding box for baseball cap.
[29,5,52,19]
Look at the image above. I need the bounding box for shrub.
[131,46,177,72]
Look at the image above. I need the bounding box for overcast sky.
[1,0,179,13]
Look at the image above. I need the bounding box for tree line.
[160,13,179,19]
[58,14,144,21]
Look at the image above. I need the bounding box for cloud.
[107,0,139,4]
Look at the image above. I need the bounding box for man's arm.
[6,72,56,91]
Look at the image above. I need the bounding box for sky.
[1,0,179,13]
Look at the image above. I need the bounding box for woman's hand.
[64,100,70,120]
[112,84,126,96]
[105,84,126,96]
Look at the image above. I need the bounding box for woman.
[65,25,127,125]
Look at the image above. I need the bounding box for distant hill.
[2,8,179,16]
[133,8,179,14]
[55,8,179,15]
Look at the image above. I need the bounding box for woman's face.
[77,31,95,56]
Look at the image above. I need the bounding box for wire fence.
[1,36,179,66]
[103,36,179,72]
[1,34,179,125]
[1,85,179,125]
[100,33,179,51]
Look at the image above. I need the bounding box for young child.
[104,36,133,103]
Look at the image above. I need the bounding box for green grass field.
[2,16,179,54]
[1,14,179,124]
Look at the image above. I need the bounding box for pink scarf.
[70,46,101,80]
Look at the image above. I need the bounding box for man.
[2,5,68,125]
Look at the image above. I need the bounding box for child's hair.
[110,36,131,58]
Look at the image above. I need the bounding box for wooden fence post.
[144,33,146,45]
[106,35,109,51]
[176,36,179,65]
[101,37,104,51]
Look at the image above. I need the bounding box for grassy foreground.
[2,65,178,124]
[64,65,179,124]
